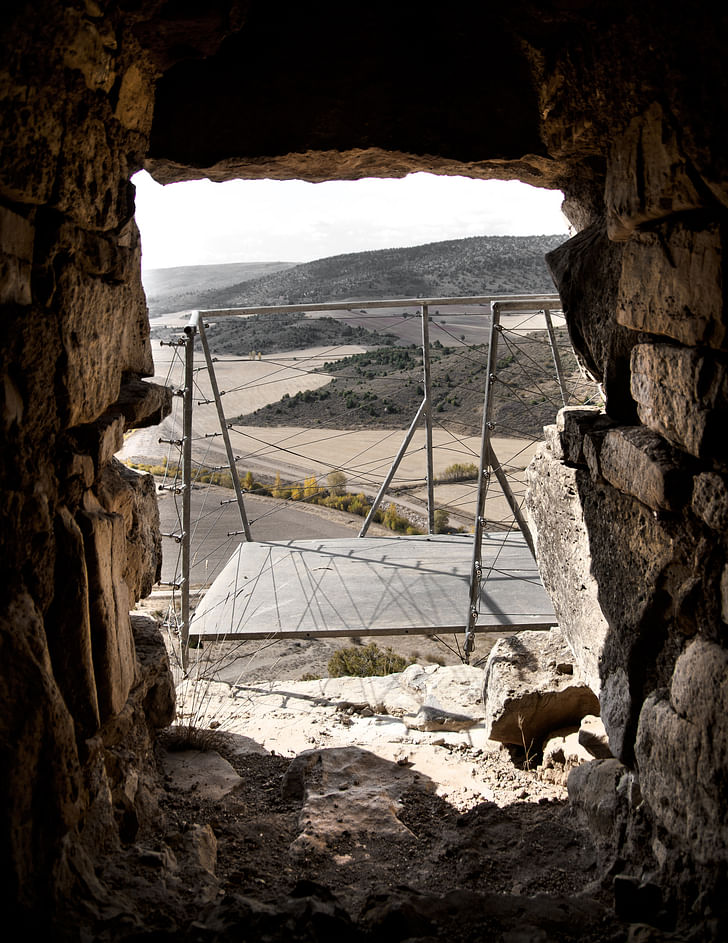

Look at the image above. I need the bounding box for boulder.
[482,626,599,748]
[579,714,612,760]
[541,727,594,779]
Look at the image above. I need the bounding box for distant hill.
[142,261,294,317]
[145,234,564,316]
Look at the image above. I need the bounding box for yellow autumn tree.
[303,475,318,499]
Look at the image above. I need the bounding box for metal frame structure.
[165,293,565,665]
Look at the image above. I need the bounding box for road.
[156,481,389,589]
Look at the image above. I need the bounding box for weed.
[517,713,536,771]
[328,642,410,678]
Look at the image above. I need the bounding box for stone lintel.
[556,406,614,467]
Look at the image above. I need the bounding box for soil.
[90,732,624,942]
[82,648,628,942]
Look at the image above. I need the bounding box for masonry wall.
[0,0,726,932]
[0,3,174,920]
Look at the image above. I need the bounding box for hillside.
[152,234,564,315]
[143,261,294,317]
[232,330,587,439]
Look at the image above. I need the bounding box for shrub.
[434,508,450,533]
[439,462,479,483]
[327,469,347,495]
[327,642,409,678]
[303,475,318,499]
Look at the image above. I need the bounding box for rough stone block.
[526,447,610,695]
[567,758,627,846]
[546,221,638,422]
[527,445,683,763]
[97,459,162,601]
[631,343,728,464]
[71,412,125,475]
[0,78,64,204]
[606,103,702,242]
[2,374,24,431]
[541,727,593,772]
[113,378,173,431]
[62,7,117,94]
[543,423,564,460]
[65,453,95,489]
[55,255,153,426]
[482,626,599,748]
[617,219,726,349]
[0,591,86,903]
[635,639,728,868]
[78,499,137,719]
[582,426,614,481]
[45,508,100,741]
[578,714,612,760]
[130,614,175,729]
[53,107,134,233]
[115,63,155,134]
[692,473,728,532]
[556,406,613,466]
[598,426,690,512]
[0,206,34,305]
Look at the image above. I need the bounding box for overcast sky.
[132,170,570,271]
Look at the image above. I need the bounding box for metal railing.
[166,292,569,665]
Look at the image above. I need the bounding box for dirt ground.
[147,740,621,941]
[90,605,629,941]
[87,718,625,942]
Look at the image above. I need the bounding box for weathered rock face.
[482,627,599,748]
[2,0,728,936]
[0,1,174,923]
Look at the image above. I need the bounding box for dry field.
[120,336,540,532]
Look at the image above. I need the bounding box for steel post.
[421,303,435,534]
[544,307,568,407]
[465,301,501,662]
[197,316,252,540]
[358,398,428,536]
[180,316,196,670]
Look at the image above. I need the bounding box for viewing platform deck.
[189,532,555,641]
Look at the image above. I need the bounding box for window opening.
[126,173,597,689]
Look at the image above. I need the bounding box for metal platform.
[189,532,555,641]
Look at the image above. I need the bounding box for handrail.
[200,292,561,319]
[167,291,567,666]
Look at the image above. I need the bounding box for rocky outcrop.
[482,627,599,749]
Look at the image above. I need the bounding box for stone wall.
[0,2,174,923]
[527,102,728,925]
[1,0,726,934]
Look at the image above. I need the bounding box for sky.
[132,170,570,272]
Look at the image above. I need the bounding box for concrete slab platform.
[189,532,555,640]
